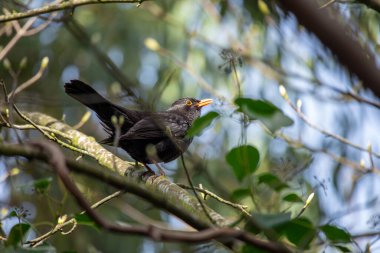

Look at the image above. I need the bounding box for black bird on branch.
[64,80,213,175]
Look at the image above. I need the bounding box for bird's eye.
[186,100,193,106]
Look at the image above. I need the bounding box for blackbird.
[64,80,212,174]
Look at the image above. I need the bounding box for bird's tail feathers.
[64,80,110,109]
[65,80,129,130]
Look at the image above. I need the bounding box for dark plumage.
[64,80,212,173]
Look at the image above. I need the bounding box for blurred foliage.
[1,0,380,252]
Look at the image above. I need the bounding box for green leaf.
[231,188,251,201]
[235,98,278,116]
[8,210,18,218]
[74,214,98,230]
[275,218,316,249]
[242,245,268,253]
[252,212,291,228]
[320,224,351,243]
[187,111,219,137]
[32,177,53,193]
[14,245,57,252]
[235,98,294,132]
[334,245,352,253]
[5,223,30,246]
[226,145,260,181]
[257,173,288,191]
[261,111,294,132]
[283,193,303,203]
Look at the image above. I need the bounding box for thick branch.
[8,111,227,227]
[0,0,142,23]
[0,142,206,229]
[278,0,380,98]
[0,141,292,253]
[357,0,380,13]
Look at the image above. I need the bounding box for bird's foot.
[153,162,166,177]
[142,163,165,182]
[141,170,155,179]
[141,163,156,178]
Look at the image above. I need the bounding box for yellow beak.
[196,98,213,108]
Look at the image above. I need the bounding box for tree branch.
[1,109,228,227]
[357,0,380,13]
[25,112,224,221]
[27,191,123,247]
[0,141,292,253]
[278,0,380,99]
[177,183,251,217]
[64,18,138,98]
[0,0,143,23]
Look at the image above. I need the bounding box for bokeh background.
[1,0,380,252]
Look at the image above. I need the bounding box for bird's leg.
[143,163,155,174]
[143,163,162,182]
[153,161,165,176]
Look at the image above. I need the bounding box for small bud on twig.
[144,38,161,51]
[360,159,365,168]
[19,57,28,69]
[3,58,11,70]
[279,85,288,99]
[296,99,302,111]
[58,214,67,224]
[40,56,49,70]
[111,115,118,126]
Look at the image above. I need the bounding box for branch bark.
[0,0,142,23]
[16,111,227,227]
[278,0,380,99]
[0,141,292,253]
[357,0,380,13]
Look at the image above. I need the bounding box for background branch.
[0,141,292,253]
[0,0,142,22]
[2,110,229,227]
[278,0,380,98]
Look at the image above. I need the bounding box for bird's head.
[167,97,213,122]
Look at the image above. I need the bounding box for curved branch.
[6,111,227,227]
[0,141,292,253]
[0,142,210,230]
[278,0,380,99]
[357,0,380,13]
[0,0,143,23]
[177,183,250,217]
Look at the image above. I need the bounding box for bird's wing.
[120,113,189,140]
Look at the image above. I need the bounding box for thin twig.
[295,192,314,218]
[12,104,91,156]
[177,183,251,217]
[0,142,219,231]
[27,190,124,247]
[0,17,37,60]
[115,201,170,229]
[156,47,227,102]
[23,12,56,36]
[282,92,380,159]
[27,140,292,253]
[72,111,91,130]
[231,56,241,98]
[1,123,72,140]
[319,0,336,8]
[180,155,217,225]
[0,0,143,22]
[64,19,138,98]
[277,132,380,174]
[8,57,49,100]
